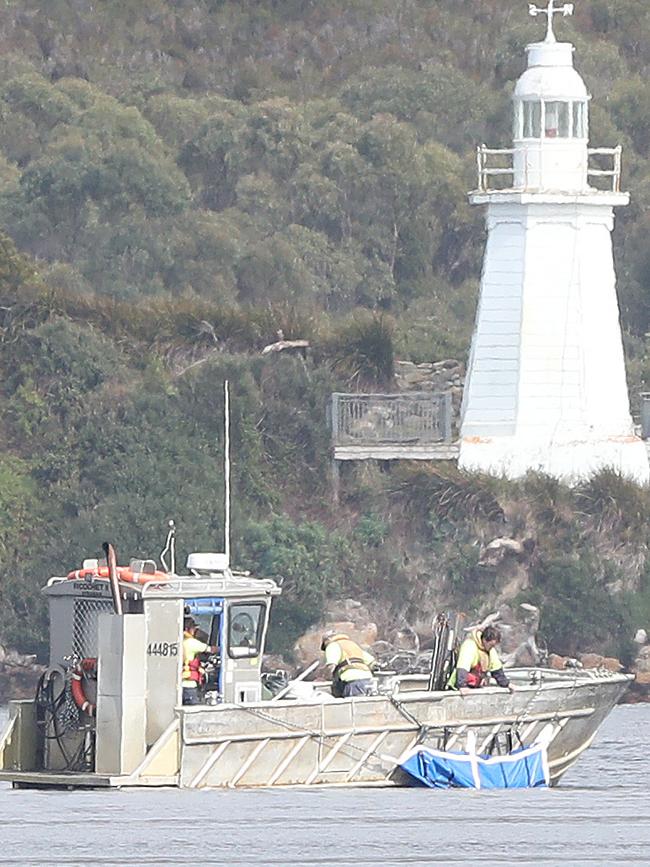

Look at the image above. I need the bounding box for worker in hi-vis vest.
[447,625,514,693]
[321,630,376,698]
[182,616,217,705]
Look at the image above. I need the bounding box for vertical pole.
[224,380,231,566]
[615,145,622,193]
[443,392,453,442]
[330,394,339,445]
[545,6,555,43]
[331,458,340,506]
[103,542,123,616]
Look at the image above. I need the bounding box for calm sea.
[0,703,648,866]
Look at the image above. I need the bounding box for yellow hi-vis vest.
[182,632,209,687]
[325,635,374,683]
[447,631,502,689]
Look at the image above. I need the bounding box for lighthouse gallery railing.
[476,144,623,193]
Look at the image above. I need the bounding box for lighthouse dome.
[514,41,588,101]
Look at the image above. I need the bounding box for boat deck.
[0,770,178,789]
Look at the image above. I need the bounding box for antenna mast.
[224,379,231,566]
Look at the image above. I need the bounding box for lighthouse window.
[544,101,570,138]
[573,101,587,138]
[522,101,541,138]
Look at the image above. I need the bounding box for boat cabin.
[39,552,280,775]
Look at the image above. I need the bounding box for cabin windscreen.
[228,603,265,658]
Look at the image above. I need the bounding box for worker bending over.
[321,631,376,697]
[448,625,514,693]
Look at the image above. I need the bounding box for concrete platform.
[333,443,460,461]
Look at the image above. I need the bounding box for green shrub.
[326,312,395,389]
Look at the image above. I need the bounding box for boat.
[0,382,632,789]
[0,544,631,790]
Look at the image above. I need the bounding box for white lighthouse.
[458,0,649,485]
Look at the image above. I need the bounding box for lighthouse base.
[458,435,650,486]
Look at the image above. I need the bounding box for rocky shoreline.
[1,608,649,706]
[0,645,45,704]
[286,598,650,704]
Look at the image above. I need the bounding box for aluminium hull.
[0,668,631,789]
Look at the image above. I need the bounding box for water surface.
[0,704,648,866]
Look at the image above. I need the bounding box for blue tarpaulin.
[398,739,549,789]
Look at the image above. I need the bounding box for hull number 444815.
[147,642,178,657]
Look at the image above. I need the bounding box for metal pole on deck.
[224,380,231,566]
[103,541,123,616]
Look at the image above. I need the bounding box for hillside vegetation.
[0,0,649,661]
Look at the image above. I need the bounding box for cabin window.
[522,101,542,138]
[228,603,265,658]
[189,613,219,646]
[184,597,224,648]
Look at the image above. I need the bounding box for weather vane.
[529,1,574,43]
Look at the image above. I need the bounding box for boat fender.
[70,658,97,717]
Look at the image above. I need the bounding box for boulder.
[498,604,539,651]
[479,537,535,567]
[602,657,623,672]
[579,653,605,669]
[386,624,419,653]
[634,629,647,645]
[633,651,650,674]
[394,358,464,393]
[323,598,372,627]
[497,603,544,667]
[432,359,461,371]
[293,620,378,668]
[506,640,539,667]
[548,653,568,670]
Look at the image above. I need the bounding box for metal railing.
[476,146,515,191]
[330,392,453,447]
[476,144,623,193]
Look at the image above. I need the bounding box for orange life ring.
[71,658,97,716]
[117,567,169,584]
[66,565,169,584]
